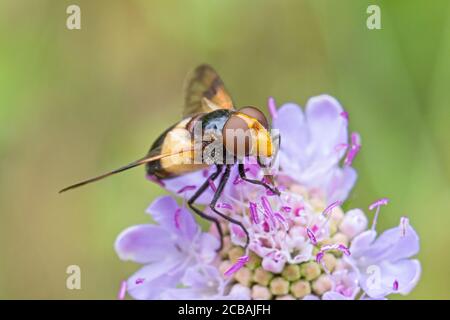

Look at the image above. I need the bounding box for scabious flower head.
[115,95,421,300]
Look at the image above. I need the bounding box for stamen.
[294,205,304,217]
[344,132,361,166]
[281,206,291,213]
[323,200,342,216]
[208,179,217,192]
[268,97,278,119]
[174,208,181,229]
[369,197,389,231]
[306,227,317,245]
[117,280,127,300]
[311,224,319,233]
[393,280,399,291]
[261,196,276,227]
[202,169,209,178]
[316,244,350,262]
[216,202,233,210]
[249,202,259,224]
[369,197,389,211]
[400,216,409,237]
[135,278,145,285]
[340,111,349,120]
[177,185,196,194]
[224,255,249,276]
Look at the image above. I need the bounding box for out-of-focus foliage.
[0,0,449,299]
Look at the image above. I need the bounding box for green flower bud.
[300,261,321,281]
[321,253,337,273]
[270,277,289,295]
[234,267,252,287]
[281,264,301,281]
[312,274,333,296]
[275,295,295,300]
[228,246,244,264]
[253,267,274,286]
[290,280,311,299]
[251,285,272,300]
[246,251,262,270]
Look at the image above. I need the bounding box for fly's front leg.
[238,163,280,196]
[209,165,250,249]
[187,165,224,251]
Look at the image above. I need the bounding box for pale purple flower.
[114,195,219,299]
[273,95,357,203]
[346,218,421,299]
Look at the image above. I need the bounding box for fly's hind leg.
[209,165,250,249]
[187,165,224,252]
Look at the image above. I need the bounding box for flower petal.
[273,103,309,169]
[126,259,184,300]
[162,167,217,205]
[325,166,357,203]
[359,259,421,299]
[305,95,348,158]
[146,195,199,241]
[115,225,178,264]
[353,224,420,264]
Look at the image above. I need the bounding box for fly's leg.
[187,165,224,251]
[238,163,280,196]
[209,165,250,249]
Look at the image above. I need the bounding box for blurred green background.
[0,0,449,299]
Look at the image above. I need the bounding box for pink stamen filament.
[306,227,317,245]
[344,132,361,166]
[135,278,145,285]
[316,244,351,263]
[323,200,342,217]
[224,255,249,277]
[400,216,409,237]
[249,202,259,224]
[369,197,389,231]
[174,208,181,229]
[281,206,291,213]
[268,97,278,120]
[216,202,232,210]
[177,185,196,194]
[393,280,399,291]
[117,280,127,300]
[208,179,217,192]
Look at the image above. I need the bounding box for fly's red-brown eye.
[238,106,269,130]
[222,115,253,157]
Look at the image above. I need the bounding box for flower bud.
[219,260,232,275]
[228,246,244,264]
[281,264,301,281]
[276,295,295,300]
[300,261,321,281]
[270,277,289,295]
[251,285,272,300]
[246,251,262,270]
[234,267,252,287]
[253,267,274,286]
[312,274,333,295]
[230,284,251,299]
[339,209,368,239]
[321,253,337,273]
[290,280,311,299]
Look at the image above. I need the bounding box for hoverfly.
[60,64,280,250]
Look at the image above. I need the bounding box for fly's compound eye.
[238,106,269,130]
[223,115,253,158]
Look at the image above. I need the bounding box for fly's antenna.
[58,149,193,193]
